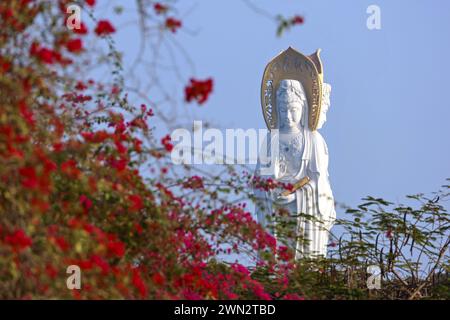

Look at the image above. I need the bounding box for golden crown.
[260,47,324,131]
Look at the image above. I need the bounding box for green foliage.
[256,181,450,299]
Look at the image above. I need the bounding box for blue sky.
[175,0,450,207]
[110,0,450,208]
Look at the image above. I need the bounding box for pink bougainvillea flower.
[283,293,305,300]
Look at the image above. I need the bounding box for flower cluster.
[185,78,214,105]
[165,17,182,33]
[94,20,116,36]
[0,0,300,300]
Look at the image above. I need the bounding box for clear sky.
[110,0,450,208]
[177,0,450,207]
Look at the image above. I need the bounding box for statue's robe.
[254,129,335,260]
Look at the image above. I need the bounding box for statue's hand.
[273,189,296,204]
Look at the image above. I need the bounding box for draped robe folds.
[254,129,336,260]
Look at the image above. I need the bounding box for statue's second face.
[317,106,328,129]
[277,80,305,131]
[317,83,331,130]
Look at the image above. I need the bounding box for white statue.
[254,47,335,260]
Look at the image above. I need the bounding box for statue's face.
[276,79,306,130]
[317,107,328,129]
[278,97,303,130]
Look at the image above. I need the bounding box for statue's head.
[316,83,331,130]
[276,79,306,131]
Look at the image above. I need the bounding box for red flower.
[110,157,128,172]
[291,15,304,25]
[128,194,143,212]
[31,198,50,213]
[75,81,87,91]
[185,78,213,105]
[91,255,110,274]
[66,38,83,53]
[82,130,109,143]
[111,85,121,95]
[73,22,88,35]
[54,236,70,252]
[85,0,95,6]
[45,264,58,279]
[30,42,70,65]
[107,240,126,258]
[154,3,168,15]
[152,273,165,285]
[161,134,173,152]
[133,138,143,153]
[38,48,53,63]
[19,100,35,126]
[132,269,148,298]
[19,166,38,189]
[0,56,11,73]
[134,223,143,235]
[283,293,304,300]
[94,20,116,36]
[232,263,250,276]
[53,142,64,152]
[114,139,127,154]
[5,229,32,251]
[41,157,57,174]
[61,159,81,178]
[277,245,293,261]
[165,17,182,33]
[252,282,272,300]
[30,42,54,64]
[79,194,92,213]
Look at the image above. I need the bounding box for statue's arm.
[309,133,336,225]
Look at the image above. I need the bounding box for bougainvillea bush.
[0,0,308,300]
[1,1,448,300]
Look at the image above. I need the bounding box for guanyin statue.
[254,47,335,260]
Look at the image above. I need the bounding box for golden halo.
[260,47,323,131]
